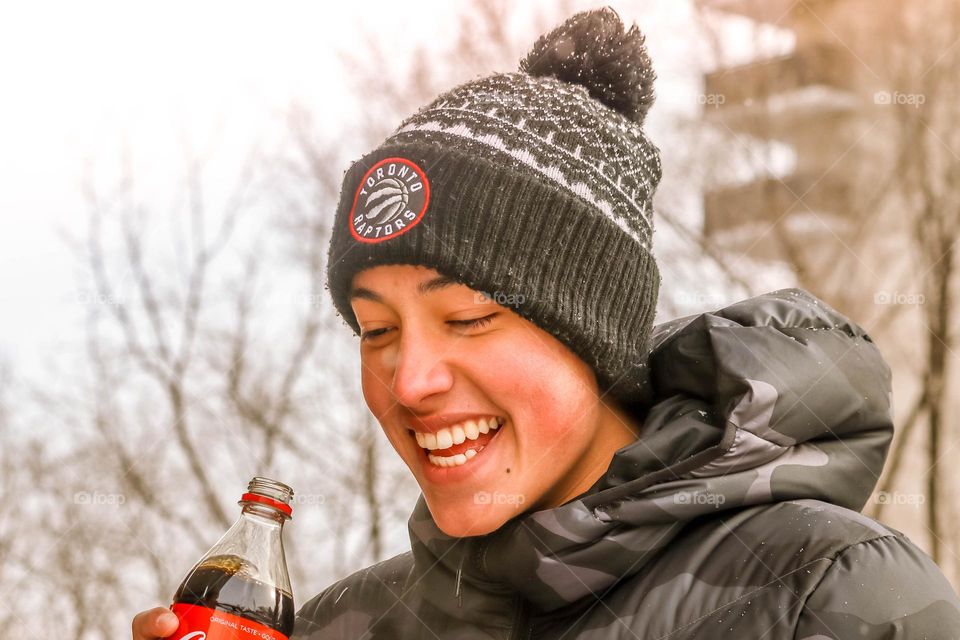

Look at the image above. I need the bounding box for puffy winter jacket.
[294,288,960,639]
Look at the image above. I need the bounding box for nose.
[390,326,454,408]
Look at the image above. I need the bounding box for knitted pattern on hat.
[327,7,662,408]
[391,71,659,251]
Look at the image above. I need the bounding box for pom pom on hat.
[519,6,656,125]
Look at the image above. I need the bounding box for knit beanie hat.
[326,7,662,408]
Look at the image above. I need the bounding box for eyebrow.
[349,274,462,303]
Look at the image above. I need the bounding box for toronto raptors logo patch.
[349,157,430,243]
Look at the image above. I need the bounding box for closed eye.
[360,327,390,342]
[449,313,498,329]
[359,313,499,343]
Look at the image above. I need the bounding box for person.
[133,7,960,639]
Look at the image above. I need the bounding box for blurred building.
[695,0,960,587]
[696,0,893,272]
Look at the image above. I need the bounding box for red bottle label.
[170,603,289,640]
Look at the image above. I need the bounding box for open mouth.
[413,416,505,468]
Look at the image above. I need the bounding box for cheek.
[359,347,399,408]
[359,367,411,457]
[522,372,596,448]
[360,361,391,421]
[378,346,399,370]
[488,333,598,444]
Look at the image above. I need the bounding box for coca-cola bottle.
[170,477,295,640]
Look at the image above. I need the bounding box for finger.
[132,607,179,639]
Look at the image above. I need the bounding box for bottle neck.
[241,503,289,528]
[199,503,292,593]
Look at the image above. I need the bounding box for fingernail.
[159,612,178,627]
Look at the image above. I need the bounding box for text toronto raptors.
[353,160,425,239]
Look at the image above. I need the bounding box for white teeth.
[413,417,505,451]
[464,420,479,440]
[421,420,501,467]
[436,429,453,450]
[428,449,480,467]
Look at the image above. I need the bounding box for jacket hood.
[407,288,894,616]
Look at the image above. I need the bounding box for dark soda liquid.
[173,554,294,636]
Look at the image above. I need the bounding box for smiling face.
[349,264,641,537]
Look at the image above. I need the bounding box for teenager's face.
[350,264,638,537]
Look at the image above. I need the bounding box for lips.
[414,420,507,471]
[412,416,503,448]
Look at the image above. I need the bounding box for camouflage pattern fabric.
[294,288,960,639]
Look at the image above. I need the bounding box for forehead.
[349,266,471,304]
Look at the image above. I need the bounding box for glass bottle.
[170,477,295,640]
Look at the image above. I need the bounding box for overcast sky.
[0,1,449,371]
[0,1,790,383]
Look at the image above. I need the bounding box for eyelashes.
[360,313,499,343]
[450,313,497,330]
[360,328,389,342]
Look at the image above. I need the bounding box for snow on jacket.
[294,288,960,639]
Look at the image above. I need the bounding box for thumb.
[155,609,179,636]
[135,607,179,638]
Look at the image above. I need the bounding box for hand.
[131,607,179,639]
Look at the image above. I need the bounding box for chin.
[428,500,518,538]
